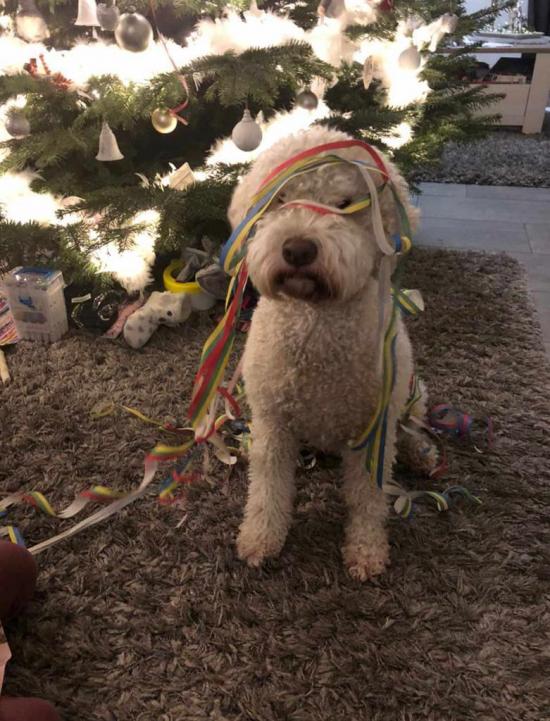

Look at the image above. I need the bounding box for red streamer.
[149,0,190,125]
[24,55,71,91]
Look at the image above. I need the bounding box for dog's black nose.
[282,237,318,267]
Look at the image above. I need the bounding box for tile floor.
[413,182,550,357]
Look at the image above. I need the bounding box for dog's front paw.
[342,538,390,582]
[237,518,287,568]
[397,425,439,476]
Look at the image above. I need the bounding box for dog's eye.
[336,198,352,209]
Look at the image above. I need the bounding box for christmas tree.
[0,0,505,294]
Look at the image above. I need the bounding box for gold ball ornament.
[151,107,177,134]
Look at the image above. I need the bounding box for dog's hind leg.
[397,377,439,476]
[341,449,390,581]
[237,415,299,567]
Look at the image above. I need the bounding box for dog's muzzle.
[282,236,318,267]
[275,235,330,301]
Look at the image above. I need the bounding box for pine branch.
[0,126,95,172]
[57,171,239,255]
[421,86,506,118]
[0,73,64,104]
[321,106,407,139]
[459,0,516,32]
[0,219,109,289]
[184,43,332,107]
[265,0,319,30]
[346,19,395,42]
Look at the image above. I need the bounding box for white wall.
[464,0,528,15]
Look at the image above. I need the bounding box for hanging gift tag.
[168,162,195,191]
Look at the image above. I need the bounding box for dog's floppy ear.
[228,169,258,230]
[371,150,420,237]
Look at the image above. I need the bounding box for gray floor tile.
[525,224,550,254]
[417,218,531,253]
[414,182,550,345]
[418,182,467,197]
[465,185,550,203]
[535,309,550,344]
[419,195,550,224]
[509,252,550,292]
[533,290,550,311]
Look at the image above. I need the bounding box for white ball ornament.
[296,90,319,110]
[231,109,262,152]
[5,111,31,139]
[398,45,421,71]
[15,0,49,42]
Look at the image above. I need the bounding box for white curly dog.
[228,126,434,581]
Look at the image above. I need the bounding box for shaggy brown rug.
[1,249,549,721]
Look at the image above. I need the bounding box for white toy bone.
[123,291,192,349]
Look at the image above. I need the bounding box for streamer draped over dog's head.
[222,139,412,274]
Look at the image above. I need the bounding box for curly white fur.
[230,126,427,581]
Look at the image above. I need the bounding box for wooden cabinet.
[443,44,550,133]
[474,82,531,126]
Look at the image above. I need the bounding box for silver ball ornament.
[114,11,153,53]
[296,90,319,110]
[398,45,421,71]
[231,109,262,152]
[5,111,31,138]
[97,2,120,31]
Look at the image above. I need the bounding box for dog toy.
[429,403,494,450]
[103,296,145,339]
[123,291,192,349]
[163,260,217,311]
[195,264,230,300]
[71,289,128,332]
[0,294,19,384]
